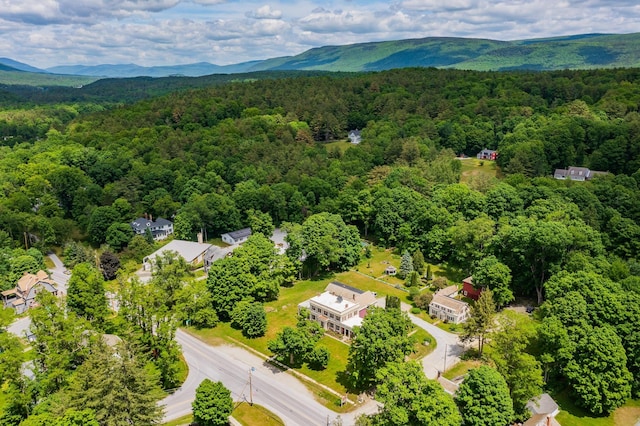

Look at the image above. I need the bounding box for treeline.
[1,68,639,277]
[0,66,639,420]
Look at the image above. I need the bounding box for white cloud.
[1,0,639,69]
[246,5,282,19]
[399,0,478,12]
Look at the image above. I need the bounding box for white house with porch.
[298,282,380,338]
[428,285,470,324]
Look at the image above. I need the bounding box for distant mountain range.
[1,32,640,82]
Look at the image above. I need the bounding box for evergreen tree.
[398,250,413,279]
[461,288,496,355]
[412,250,425,275]
[66,341,164,426]
[144,227,154,244]
[406,270,420,287]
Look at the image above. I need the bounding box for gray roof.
[145,240,212,263]
[526,393,559,415]
[131,217,172,232]
[327,281,364,295]
[224,227,252,240]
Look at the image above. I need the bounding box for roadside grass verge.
[442,359,484,380]
[162,414,192,426]
[233,402,284,426]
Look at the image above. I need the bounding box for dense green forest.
[1,66,639,423]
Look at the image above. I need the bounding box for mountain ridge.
[1,32,639,81]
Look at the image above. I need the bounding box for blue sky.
[1,0,638,69]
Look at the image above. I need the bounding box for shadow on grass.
[336,369,365,395]
[552,387,609,420]
[437,264,466,283]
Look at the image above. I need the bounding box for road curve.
[405,308,465,379]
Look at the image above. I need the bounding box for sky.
[0,0,639,69]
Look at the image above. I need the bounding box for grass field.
[161,403,285,426]
[555,391,640,426]
[322,140,354,154]
[458,158,499,184]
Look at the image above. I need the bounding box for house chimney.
[546,415,551,426]
[149,214,153,222]
[197,232,203,244]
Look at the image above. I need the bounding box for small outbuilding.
[462,276,482,301]
[384,265,397,276]
[221,228,252,245]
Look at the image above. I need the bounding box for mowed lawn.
[161,403,284,426]
[189,251,436,399]
[233,402,284,426]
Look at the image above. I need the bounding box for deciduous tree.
[374,361,461,426]
[565,325,632,415]
[472,256,513,308]
[489,311,543,417]
[231,300,267,338]
[347,307,414,389]
[66,263,108,326]
[455,366,514,426]
[192,379,233,426]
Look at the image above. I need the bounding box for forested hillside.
[1,66,639,422]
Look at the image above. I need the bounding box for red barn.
[462,276,482,301]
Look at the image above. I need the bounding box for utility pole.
[443,344,448,373]
[249,367,254,406]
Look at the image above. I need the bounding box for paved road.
[163,329,372,425]
[47,252,70,295]
[8,316,31,339]
[401,302,464,379]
